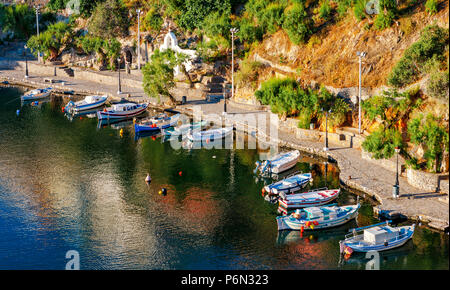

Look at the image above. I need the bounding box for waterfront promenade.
[1,62,448,232]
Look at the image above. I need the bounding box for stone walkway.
[1,64,448,232]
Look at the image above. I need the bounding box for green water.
[0,85,448,270]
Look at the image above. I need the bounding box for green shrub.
[388,25,449,87]
[353,0,367,21]
[319,0,332,20]
[362,126,405,159]
[425,0,439,15]
[427,69,449,100]
[336,0,352,18]
[235,59,264,90]
[282,2,312,44]
[373,9,396,30]
[406,157,421,170]
[408,114,449,172]
[236,17,264,44]
[143,7,163,35]
[88,0,129,38]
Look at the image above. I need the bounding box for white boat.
[278,188,340,214]
[64,95,108,113]
[21,87,52,101]
[187,127,233,142]
[255,150,300,175]
[276,203,360,231]
[263,172,312,197]
[339,222,415,255]
[163,120,207,137]
[97,103,148,120]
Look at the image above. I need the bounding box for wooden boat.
[97,102,148,120]
[263,172,312,197]
[64,95,108,113]
[278,188,340,214]
[163,120,207,137]
[134,113,180,134]
[255,150,300,175]
[21,87,52,101]
[187,127,233,142]
[339,222,415,255]
[276,203,360,231]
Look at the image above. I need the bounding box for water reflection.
[0,86,448,270]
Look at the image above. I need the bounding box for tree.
[142,49,187,104]
[26,21,73,61]
[408,114,449,172]
[319,0,332,20]
[88,0,129,38]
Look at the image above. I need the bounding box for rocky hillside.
[236,1,449,100]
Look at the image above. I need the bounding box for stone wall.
[406,168,449,194]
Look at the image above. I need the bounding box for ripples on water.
[0,86,448,270]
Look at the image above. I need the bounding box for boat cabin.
[363,226,402,244]
[112,103,138,112]
[85,95,103,103]
[304,206,340,221]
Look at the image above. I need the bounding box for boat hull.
[97,104,148,120]
[264,173,312,196]
[187,127,233,142]
[21,91,51,101]
[66,97,108,113]
[277,205,359,231]
[278,189,340,214]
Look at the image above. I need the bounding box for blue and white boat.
[278,188,340,214]
[277,203,360,231]
[263,172,312,197]
[339,222,415,255]
[163,120,208,138]
[97,102,148,120]
[21,87,52,101]
[134,113,180,134]
[187,127,233,142]
[64,95,108,114]
[255,150,300,175]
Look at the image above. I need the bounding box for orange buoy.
[178,171,182,176]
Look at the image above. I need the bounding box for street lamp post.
[323,108,331,151]
[230,28,239,101]
[223,82,227,114]
[35,6,40,63]
[24,45,29,78]
[136,9,143,70]
[356,51,366,135]
[393,147,400,198]
[117,58,122,94]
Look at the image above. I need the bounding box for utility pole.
[136,9,143,70]
[356,51,366,135]
[230,28,239,101]
[35,5,40,63]
[24,45,29,78]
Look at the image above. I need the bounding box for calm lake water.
[0,86,448,270]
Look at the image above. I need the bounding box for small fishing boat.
[21,87,52,101]
[276,203,360,231]
[64,95,108,113]
[134,113,180,134]
[255,150,300,176]
[163,120,207,138]
[187,127,233,142]
[339,222,415,255]
[278,188,340,214]
[263,172,312,197]
[97,102,148,120]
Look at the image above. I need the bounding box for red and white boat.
[278,189,340,214]
[97,103,148,120]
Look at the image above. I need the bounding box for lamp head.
[395,147,400,153]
